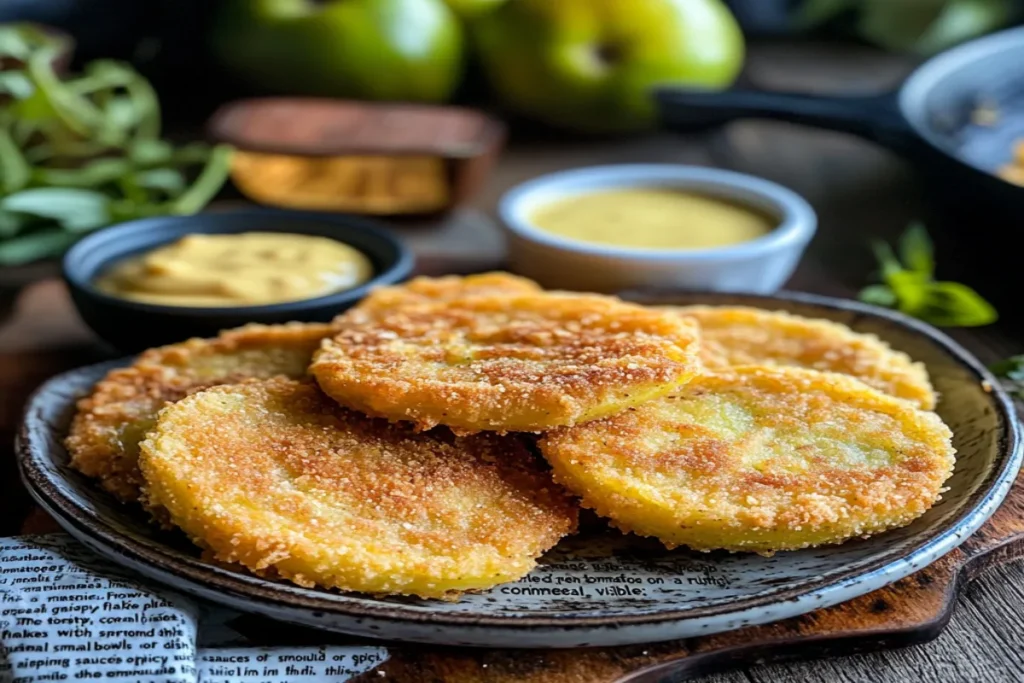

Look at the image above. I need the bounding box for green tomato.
[210,0,465,102]
[474,0,744,133]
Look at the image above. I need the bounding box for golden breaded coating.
[353,272,542,315]
[139,378,577,599]
[540,366,955,554]
[312,293,702,432]
[66,322,335,502]
[670,306,936,409]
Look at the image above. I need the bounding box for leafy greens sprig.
[0,24,232,265]
[989,355,1024,400]
[858,223,997,327]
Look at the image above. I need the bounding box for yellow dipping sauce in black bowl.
[96,232,374,307]
[63,209,413,352]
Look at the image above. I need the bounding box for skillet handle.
[654,87,912,150]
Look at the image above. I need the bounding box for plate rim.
[16,290,1023,632]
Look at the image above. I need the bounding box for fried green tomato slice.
[138,378,578,599]
[353,272,542,315]
[65,322,335,502]
[669,306,936,410]
[312,293,701,432]
[539,366,955,554]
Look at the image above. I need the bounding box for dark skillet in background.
[656,26,1024,322]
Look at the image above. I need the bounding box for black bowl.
[63,209,414,353]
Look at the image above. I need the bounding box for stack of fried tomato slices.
[67,273,954,600]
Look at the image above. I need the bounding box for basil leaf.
[0,228,79,265]
[871,239,904,279]
[858,284,898,307]
[864,222,997,327]
[1,188,111,232]
[898,222,934,277]
[909,281,998,327]
[886,268,931,312]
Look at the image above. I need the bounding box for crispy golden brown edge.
[313,292,701,432]
[667,305,937,409]
[65,322,335,502]
[139,377,578,599]
[540,366,955,554]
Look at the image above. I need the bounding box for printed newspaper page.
[0,535,388,683]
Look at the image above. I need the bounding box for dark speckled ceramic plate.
[16,292,1022,648]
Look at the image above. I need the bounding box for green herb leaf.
[0,71,34,99]
[990,355,1024,383]
[871,239,904,279]
[0,24,231,263]
[0,127,31,193]
[858,284,898,307]
[129,139,173,166]
[32,158,131,188]
[989,354,1024,400]
[0,210,32,238]
[911,281,999,327]
[863,222,997,327]
[136,168,185,194]
[885,268,931,312]
[0,228,79,265]
[1,188,111,232]
[898,222,934,277]
[170,144,234,214]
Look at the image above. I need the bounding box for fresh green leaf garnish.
[0,127,30,194]
[989,355,1024,400]
[898,221,934,278]
[859,223,997,327]
[913,281,998,327]
[870,239,904,279]
[1,188,110,232]
[0,23,232,263]
[171,145,234,214]
[857,284,898,307]
[0,228,79,265]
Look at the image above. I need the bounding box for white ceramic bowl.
[498,164,817,294]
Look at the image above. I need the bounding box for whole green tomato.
[211,0,465,102]
[475,0,745,133]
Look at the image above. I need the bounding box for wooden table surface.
[3,42,1024,681]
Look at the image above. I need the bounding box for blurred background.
[5,0,1022,129]
[2,0,1024,305]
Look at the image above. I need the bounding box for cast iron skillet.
[656,26,1024,314]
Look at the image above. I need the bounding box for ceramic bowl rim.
[17,291,1021,632]
[61,208,415,317]
[498,164,817,261]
